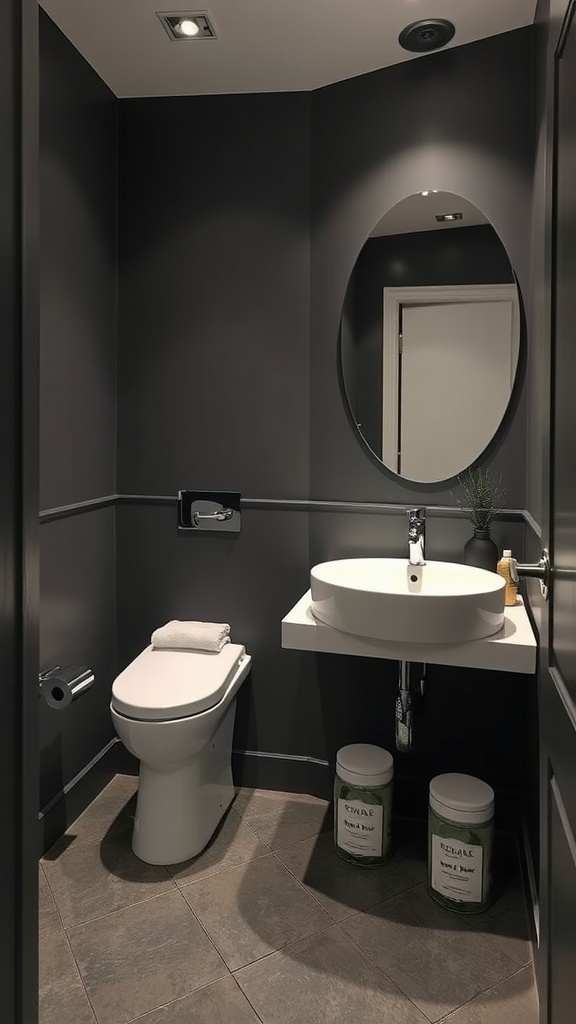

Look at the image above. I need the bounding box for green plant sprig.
[452,468,506,532]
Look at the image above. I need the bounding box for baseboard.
[39,738,120,855]
[99,744,526,850]
[230,752,524,830]
[232,750,333,799]
[112,746,453,813]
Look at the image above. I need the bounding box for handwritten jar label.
[337,799,383,858]
[431,834,483,903]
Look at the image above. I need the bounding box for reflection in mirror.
[339,192,520,483]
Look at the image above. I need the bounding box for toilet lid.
[111,643,246,721]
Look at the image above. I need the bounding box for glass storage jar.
[428,773,494,914]
[334,744,394,867]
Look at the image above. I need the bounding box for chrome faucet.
[407,507,426,565]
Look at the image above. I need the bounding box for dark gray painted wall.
[116,30,535,813]
[39,12,118,826]
[306,31,535,806]
[311,27,534,512]
[343,224,515,458]
[117,94,311,498]
[527,3,555,535]
[36,17,537,834]
[116,93,312,785]
[116,505,311,760]
[40,12,117,509]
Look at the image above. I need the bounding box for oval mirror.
[339,191,521,483]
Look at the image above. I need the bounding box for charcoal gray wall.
[116,94,312,777]
[307,27,537,825]
[116,28,535,809]
[304,29,534,804]
[39,11,118,845]
[311,27,533,514]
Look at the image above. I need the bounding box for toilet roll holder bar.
[39,665,95,708]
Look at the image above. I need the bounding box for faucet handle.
[407,507,426,521]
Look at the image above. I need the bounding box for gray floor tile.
[236,923,430,1024]
[342,884,519,1022]
[181,853,332,970]
[42,830,175,927]
[67,889,227,1024]
[129,976,261,1023]
[39,866,61,940]
[167,808,269,886]
[275,830,426,921]
[40,922,95,1024]
[244,800,333,852]
[61,774,137,846]
[463,883,534,967]
[441,966,539,1024]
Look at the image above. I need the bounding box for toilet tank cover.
[111,643,247,720]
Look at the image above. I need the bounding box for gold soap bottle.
[496,549,519,606]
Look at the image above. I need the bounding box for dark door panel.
[548,779,576,1024]
[542,3,576,1022]
[551,0,576,705]
[0,0,39,1019]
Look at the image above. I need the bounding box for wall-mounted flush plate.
[178,490,241,533]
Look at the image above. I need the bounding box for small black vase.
[463,529,498,573]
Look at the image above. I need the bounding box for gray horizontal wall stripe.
[40,492,532,522]
[38,737,120,820]
[117,493,175,506]
[39,494,117,522]
[233,748,331,768]
[524,510,543,539]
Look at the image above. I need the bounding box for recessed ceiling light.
[157,11,217,41]
[435,213,463,222]
[179,18,199,36]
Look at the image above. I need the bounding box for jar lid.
[336,744,394,787]
[429,773,494,825]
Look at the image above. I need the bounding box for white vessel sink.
[310,558,505,644]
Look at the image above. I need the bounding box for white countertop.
[281,591,537,674]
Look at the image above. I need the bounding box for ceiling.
[39,0,537,99]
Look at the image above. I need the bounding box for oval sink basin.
[310,558,505,644]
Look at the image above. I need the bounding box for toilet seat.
[111,643,246,721]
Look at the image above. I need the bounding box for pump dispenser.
[496,550,519,606]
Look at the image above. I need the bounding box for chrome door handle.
[511,548,551,600]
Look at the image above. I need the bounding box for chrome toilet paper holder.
[39,665,95,710]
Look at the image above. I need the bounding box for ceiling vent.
[398,19,455,54]
[157,11,217,41]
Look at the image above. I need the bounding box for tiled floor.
[39,775,539,1024]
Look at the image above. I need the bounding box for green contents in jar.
[334,744,394,868]
[427,774,494,914]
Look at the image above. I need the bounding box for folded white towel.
[151,620,231,653]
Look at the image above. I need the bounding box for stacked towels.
[151,620,231,653]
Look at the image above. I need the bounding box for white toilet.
[110,642,251,865]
